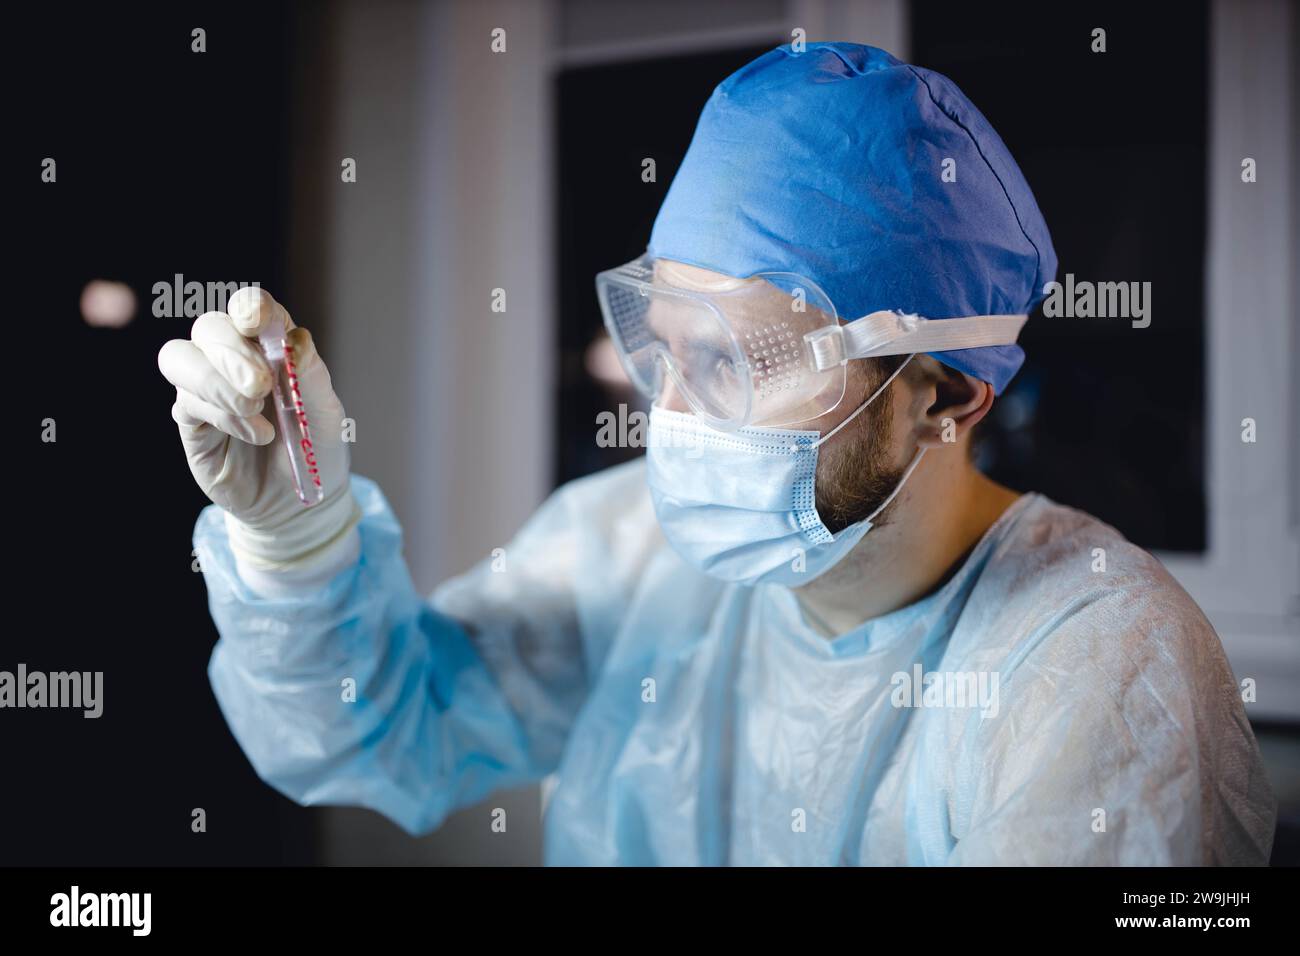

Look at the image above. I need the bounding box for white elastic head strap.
[805,311,1027,371]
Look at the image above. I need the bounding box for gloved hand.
[158,287,359,572]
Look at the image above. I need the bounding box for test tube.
[257,309,325,507]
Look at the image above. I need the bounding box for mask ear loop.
[801,353,916,451]
[864,445,928,524]
[805,351,928,530]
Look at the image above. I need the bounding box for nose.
[656,367,693,414]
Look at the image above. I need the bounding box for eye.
[701,348,735,378]
[684,340,726,363]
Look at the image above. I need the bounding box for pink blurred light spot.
[584,333,630,387]
[80,280,137,328]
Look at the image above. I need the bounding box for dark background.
[9,2,313,864]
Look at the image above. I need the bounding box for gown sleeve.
[199,469,635,836]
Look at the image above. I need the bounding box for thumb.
[282,326,343,420]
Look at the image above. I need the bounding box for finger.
[228,287,296,338]
[175,387,275,446]
[170,393,206,429]
[158,338,264,418]
[171,396,227,463]
[227,286,274,337]
[190,311,272,399]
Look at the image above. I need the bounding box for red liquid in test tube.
[259,316,324,507]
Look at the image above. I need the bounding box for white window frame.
[1157,0,1299,720]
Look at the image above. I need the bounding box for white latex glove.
[158,287,359,573]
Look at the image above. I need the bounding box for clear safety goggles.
[595,254,1028,431]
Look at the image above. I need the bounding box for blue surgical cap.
[648,42,1057,394]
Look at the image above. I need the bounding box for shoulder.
[945,497,1274,863]
[548,457,658,550]
[988,492,1171,589]
[979,493,1217,652]
[963,492,1241,739]
[537,457,669,593]
[553,456,650,510]
[965,493,1255,776]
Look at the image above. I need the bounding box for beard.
[815,360,908,535]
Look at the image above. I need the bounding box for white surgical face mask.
[646,356,924,587]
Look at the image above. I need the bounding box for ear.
[915,363,994,449]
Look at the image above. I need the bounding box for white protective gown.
[198,460,1277,865]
